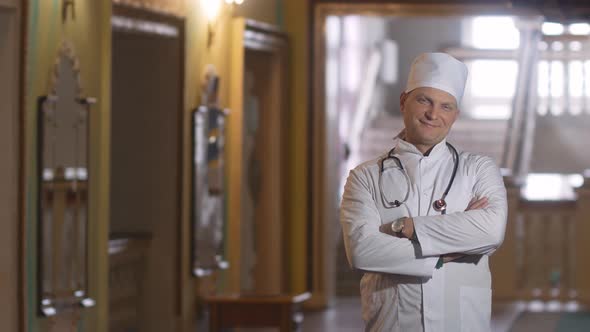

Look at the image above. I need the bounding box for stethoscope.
[378,142,459,215]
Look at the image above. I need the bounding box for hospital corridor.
[3,0,590,331]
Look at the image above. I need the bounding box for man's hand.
[465,196,488,211]
[442,196,489,263]
[378,217,415,238]
[379,220,400,236]
[379,197,489,242]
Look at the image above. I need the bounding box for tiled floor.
[301,297,364,332]
[301,297,522,332]
[207,298,587,331]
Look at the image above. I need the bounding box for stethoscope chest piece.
[433,199,447,213]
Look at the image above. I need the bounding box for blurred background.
[3,0,590,331]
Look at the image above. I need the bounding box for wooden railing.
[517,200,576,300]
[491,177,590,305]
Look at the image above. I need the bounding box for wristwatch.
[391,217,406,234]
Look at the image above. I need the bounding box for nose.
[424,105,441,120]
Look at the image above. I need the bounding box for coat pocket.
[459,286,491,332]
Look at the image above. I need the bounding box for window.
[461,18,590,119]
[468,16,520,50]
[536,22,590,117]
[521,173,584,201]
[460,16,520,119]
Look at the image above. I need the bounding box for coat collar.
[391,129,450,161]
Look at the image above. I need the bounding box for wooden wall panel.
[0,5,21,332]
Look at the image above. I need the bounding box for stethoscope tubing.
[379,142,459,215]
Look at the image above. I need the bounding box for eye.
[417,96,428,104]
[442,104,455,112]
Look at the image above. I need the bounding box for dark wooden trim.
[205,292,311,304]
[35,96,46,317]
[112,2,184,22]
[306,0,315,294]
[18,0,27,329]
[282,33,291,293]
[204,292,311,332]
[176,14,186,319]
[245,19,287,38]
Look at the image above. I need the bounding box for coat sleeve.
[412,156,508,257]
[340,167,438,277]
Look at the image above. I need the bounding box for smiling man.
[340,53,508,331]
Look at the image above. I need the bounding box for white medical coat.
[340,137,508,332]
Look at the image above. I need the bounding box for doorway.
[109,5,184,332]
[312,3,535,306]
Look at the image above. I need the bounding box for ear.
[454,107,461,121]
[399,92,408,113]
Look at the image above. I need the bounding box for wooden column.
[490,177,521,300]
[574,176,590,305]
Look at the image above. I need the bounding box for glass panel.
[542,22,564,35]
[38,50,93,316]
[470,60,518,98]
[470,16,519,49]
[521,173,584,201]
[569,23,590,35]
[191,106,228,277]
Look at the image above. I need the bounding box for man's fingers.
[466,197,481,209]
[379,223,390,235]
[470,198,488,209]
[467,201,487,211]
[465,197,488,211]
[466,197,479,210]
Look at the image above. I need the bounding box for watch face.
[391,219,404,232]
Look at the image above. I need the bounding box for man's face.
[400,87,459,153]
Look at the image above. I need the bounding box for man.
[340,52,507,331]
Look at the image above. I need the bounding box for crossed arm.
[379,197,490,262]
[340,170,438,277]
[340,156,507,276]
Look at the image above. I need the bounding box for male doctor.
[340,52,508,331]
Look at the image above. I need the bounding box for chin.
[420,136,444,146]
[416,132,441,142]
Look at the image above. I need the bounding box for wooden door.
[228,19,289,295]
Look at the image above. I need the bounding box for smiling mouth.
[419,120,439,128]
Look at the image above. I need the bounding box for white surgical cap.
[405,52,468,104]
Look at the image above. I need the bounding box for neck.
[413,143,435,156]
[401,134,436,155]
